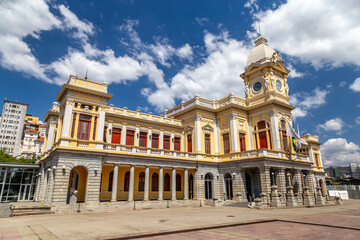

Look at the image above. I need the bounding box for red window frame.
[111,128,121,144]
[259,131,268,148]
[239,133,246,152]
[152,134,159,148]
[223,133,230,154]
[187,135,192,152]
[163,135,170,150]
[139,132,147,147]
[205,134,211,154]
[77,114,91,140]
[174,137,181,151]
[126,130,135,146]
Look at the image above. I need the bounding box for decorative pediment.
[202,124,214,133]
[184,125,193,134]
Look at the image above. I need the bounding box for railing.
[166,94,246,117]
[105,106,182,126]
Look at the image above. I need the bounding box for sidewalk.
[1,200,359,240]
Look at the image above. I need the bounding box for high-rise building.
[0,100,28,156]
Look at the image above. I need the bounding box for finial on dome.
[254,34,268,47]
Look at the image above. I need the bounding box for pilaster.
[230,114,239,152]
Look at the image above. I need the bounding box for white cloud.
[322,138,360,166]
[58,5,95,42]
[290,87,329,118]
[144,31,252,111]
[0,0,61,80]
[355,116,360,125]
[0,0,96,82]
[350,77,360,92]
[339,81,346,87]
[317,118,345,134]
[177,44,193,60]
[195,17,209,26]
[47,43,157,85]
[244,0,259,14]
[287,64,304,78]
[252,0,360,68]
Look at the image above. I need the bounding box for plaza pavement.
[0,200,360,240]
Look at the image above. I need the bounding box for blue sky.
[0,0,359,166]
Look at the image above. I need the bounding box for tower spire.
[85,69,88,79]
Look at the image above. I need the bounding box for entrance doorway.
[245,172,253,202]
[188,174,194,199]
[224,173,233,200]
[204,173,213,199]
[67,166,88,204]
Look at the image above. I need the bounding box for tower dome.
[245,35,276,71]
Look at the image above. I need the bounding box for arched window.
[188,174,194,199]
[138,172,145,192]
[254,120,272,149]
[124,171,130,192]
[151,173,158,191]
[176,174,181,191]
[224,173,233,200]
[205,173,213,199]
[164,173,170,191]
[279,120,289,152]
[108,171,114,192]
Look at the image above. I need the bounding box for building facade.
[0,100,28,156]
[38,35,326,212]
[20,115,46,159]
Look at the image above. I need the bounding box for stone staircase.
[10,202,54,216]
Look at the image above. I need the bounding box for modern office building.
[38,35,326,212]
[0,100,28,156]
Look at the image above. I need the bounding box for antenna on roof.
[85,69,88,79]
[257,21,261,35]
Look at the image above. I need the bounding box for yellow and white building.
[37,35,327,212]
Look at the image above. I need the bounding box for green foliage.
[0,148,36,164]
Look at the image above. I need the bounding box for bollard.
[166,200,170,208]
[77,203,81,213]
[200,200,202,207]
[133,201,136,210]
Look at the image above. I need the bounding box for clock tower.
[240,35,291,106]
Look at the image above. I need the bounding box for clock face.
[253,81,262,92]
[276,80,282,91]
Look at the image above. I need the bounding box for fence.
[327,185,360,199]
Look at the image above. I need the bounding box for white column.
[230,114,238,152]
[184,169,189,200]
[172,168,176,200]
[214,118,220,154]
[158,167,163,200]
[106,122,113,144]
[144,166,149,201]
[135,126,140,146]
[147,129,152,148]
[96,108,106,149]
[180,133,184,152]
[309,146,315,163]
[46,124,55,151]
[56,117,61,142]
[128,165,134,201]
[270,111,280,149]
[170,132,174,150]
[194,115,201,152]
[121,124,127,145]
[61,102,73,137]
[247,117,254,150]
[111,165,118,202]
[318,150,324,167]
[159,130,164,149]
[96,108,106,141]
